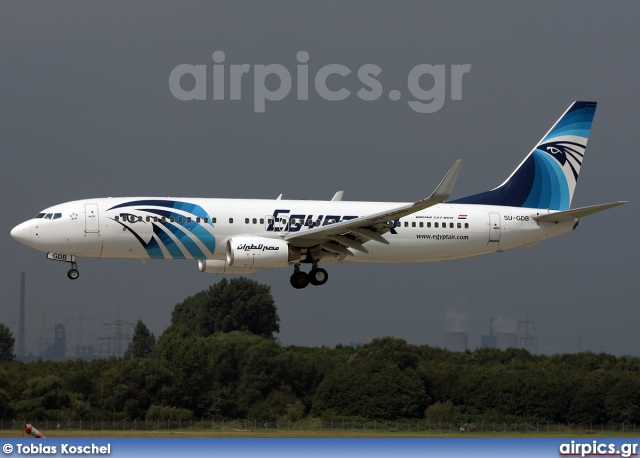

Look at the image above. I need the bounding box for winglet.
[415,160,463,206]
[331,191,344,201]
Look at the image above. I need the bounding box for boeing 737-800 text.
[11,102,626,288]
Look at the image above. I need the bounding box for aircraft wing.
[533,201,627,223]
[284,160,463,255]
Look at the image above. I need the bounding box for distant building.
[496,332,517,350]
[481,318,497,349]
[44,323,66,361]
[481,334,497,349]
[480,318,517,350]
[444,332,467,352]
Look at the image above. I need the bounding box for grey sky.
[1,1,637,356]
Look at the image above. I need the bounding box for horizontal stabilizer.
[533,201,627,223]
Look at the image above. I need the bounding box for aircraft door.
[489,212,500,242]
[85,204,100,233]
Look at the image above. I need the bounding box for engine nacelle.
[226,236,301,268]
[198,259,258,274]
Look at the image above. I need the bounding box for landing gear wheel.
[290,271,309,289]
[308,268,328,286]
[67,269,79,280]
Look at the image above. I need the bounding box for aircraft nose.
[11,221,32,246]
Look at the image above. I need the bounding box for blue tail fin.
[452,101,597,210]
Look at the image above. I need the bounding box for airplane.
[11,101,627,289]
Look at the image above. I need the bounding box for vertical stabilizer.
[453,101,597,210]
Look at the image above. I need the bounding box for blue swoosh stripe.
[108,200,216,259]
[522,150,569,210]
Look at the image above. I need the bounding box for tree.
[153,325,211,415]
[14,375,72,419]
[605,373,640,424]
[205,331,287,419]
[171,277,279,339]
[124,320,156,359]
[425,401,458,423]
[0,323,15,362]
[312,339,429,419]
[100,358,174,419]
[312,358,427,419]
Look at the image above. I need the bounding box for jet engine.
[198,259,258,274]
[226,236,301,268]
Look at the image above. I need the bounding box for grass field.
[2,429,639,439]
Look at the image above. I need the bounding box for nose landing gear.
[67,263,80,280]
[289,264,328,289]
[46,252,80,280]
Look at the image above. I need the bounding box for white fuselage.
[11,196,575,265]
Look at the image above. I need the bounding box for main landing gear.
[289,263,328,289]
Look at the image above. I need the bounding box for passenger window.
[146,216,150,222]
[260,218,264,224]
[138,216,143,222]
[419,222,424,228]
[268,219,274,225]
[170,217,175,222]
[115,216,120,222]
[450,223,454,228]
[465,223,469,229]
[427,222,431,228]
[435,222,439,228]
[196,217,201,223]
[253,218,257,224]
[229,218,233,224]
[178,217,184,223]
[412,222,416,227]
[153,217,158,222]
[211,218,215,223]
[162,217,166,223]
[187,217,192,223]
[457,222,461,228]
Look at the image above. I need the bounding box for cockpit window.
[44,213,53,220]
[53,213,62,220]
[35,213,45,219]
